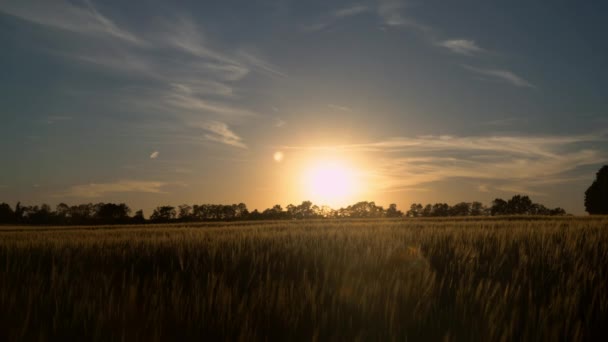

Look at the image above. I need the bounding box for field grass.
[1,217,607,341]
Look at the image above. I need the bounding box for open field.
[1,217,608,341]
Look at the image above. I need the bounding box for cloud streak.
[198,121,247,149]
[64,180,167,198]
[0,0,143,45]
[2,5,284,153]
[462,65,536,88]
[303,4,370,31]
[285,131,608,194]
[438,39,485,55]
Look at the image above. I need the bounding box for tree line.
[405,195,566,217]
[0,194,568,225]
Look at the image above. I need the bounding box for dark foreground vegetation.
[1,217,607,341]
[0,194,566,226]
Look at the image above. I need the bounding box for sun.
[301,160,360,208]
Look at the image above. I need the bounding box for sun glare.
[302,160,360,208]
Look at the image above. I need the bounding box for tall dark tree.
[14,202,24,222]
[490,198,508,216]
[150,206,176,222]
[406,203,423,217]
[432,203,450,217]
[56,203,71,222]
[0,203,14,223]
[386,203,403,217]
[585,165,608,215]
[132,209,146,224]
[94,203,131,223]
[507,195,533,215]
[450,202,471,216]
[178,204,193,221]
[470,202,485,216]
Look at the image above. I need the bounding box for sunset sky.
[1,0,607,214]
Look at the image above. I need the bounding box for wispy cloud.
[335,4,369,18]
[438,39,485,56]
[462,65,536,88]
[304,4,370,31]
[64,180,167,198]
[198,121,247,149]
[377,0,429,31]
[285,131,607,194]
[5,6,284,149]
[149,151,159,159]
[0,0,143,45]
[164,93,257,118]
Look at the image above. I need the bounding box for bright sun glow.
[302,160,360,208]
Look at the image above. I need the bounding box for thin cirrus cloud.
[150,151,159,159]
[303,4,370,31]
[1,1,284,150]
[285,131,607,194]
[299,1,530,92]
[367,2,534,91]
[438,39,485,56]
[0,0,142,45]
[462,65,536,88]
[377,0,430,31]
[64,180,167,198]
[304,0,428,32]
[335,4,369,18]
[198,121,248,149]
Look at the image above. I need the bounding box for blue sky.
[1,0,607,214]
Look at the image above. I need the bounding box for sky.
[1,0,607,215]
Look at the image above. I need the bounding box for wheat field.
[1,217,607,341]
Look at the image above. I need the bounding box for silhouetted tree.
[386,203,403,217]
[150,206,176,222]
[0,203,14,223]
[263,204,286,220]
[585,165,608,215]
[235,203,249,218]
[406,203,423,217]
[132,209,146,224]
[178,204,193,221]
[431,203,450,217]
[55,203,70,223]
[422,204,433,217]
[14,202,24,222]
[94,203,131,223]
[470,202,485,216]
[17,204,52,224]
[550,207,566,216]
[506,195,533,215]
[288,201,316,219]
[490,198,508,216]
[249,209,262,220]
[70,203,94,224]
[450,202,471,216]
[316,205,335,218]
